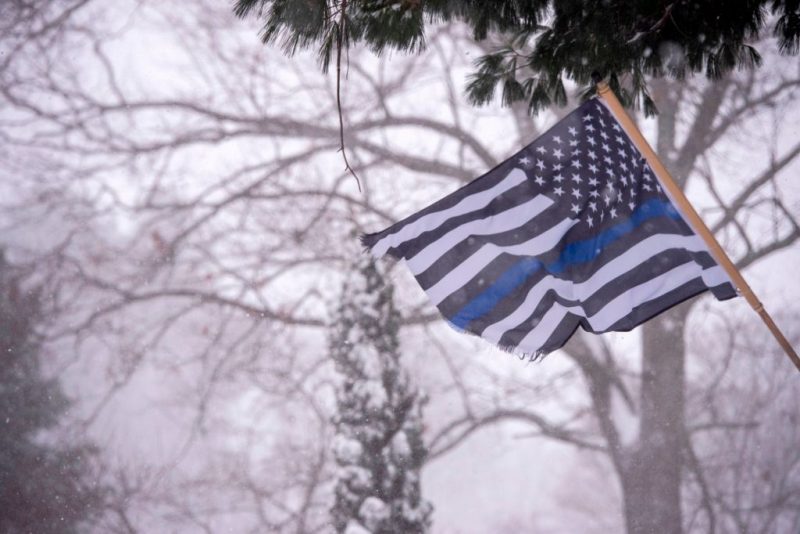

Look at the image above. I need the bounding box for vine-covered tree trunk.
[329,255,432,534]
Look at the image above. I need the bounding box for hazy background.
[1,1,799,532]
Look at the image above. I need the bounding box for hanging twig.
[335,0,362,192]
[627,2,677,43]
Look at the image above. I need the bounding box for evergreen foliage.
[0,252,106,533]
[329,254,431,534]
[235,0,800,115]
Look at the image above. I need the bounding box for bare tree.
[1,1,799,532]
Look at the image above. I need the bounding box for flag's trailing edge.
[361,98,737,359]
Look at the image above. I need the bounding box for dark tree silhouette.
[0,252,106,534]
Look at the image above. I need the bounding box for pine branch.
[235,1,800,116]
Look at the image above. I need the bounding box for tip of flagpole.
[592,72,610,95]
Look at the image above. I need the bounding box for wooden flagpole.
[595,81,800,372]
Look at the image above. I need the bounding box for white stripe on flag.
[581,262,712,331]
[426,217,577,305]
[570,234,707,300]
[515,306,569,354]
[369,168,529,258]
[481,233,711,345]
[700,265,730,288]
[406,194,554,274]
[513,263,724,354]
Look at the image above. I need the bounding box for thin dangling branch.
[335,0,362,192]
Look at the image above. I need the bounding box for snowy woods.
[1,1,800,533]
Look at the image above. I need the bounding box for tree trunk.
[621,305,689,534]
[615,79,688,534]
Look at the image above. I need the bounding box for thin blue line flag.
[361,98,737,358]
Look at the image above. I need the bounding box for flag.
[361,98,737,358]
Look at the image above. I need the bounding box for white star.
[534,175,545,186]
[600,130,609,140]
[589,201,598,212]
[604,194,613,206]
[571,173,582,184]
[612,123,621,131]
[588,163,599,173]
[582,115,592,123]
[518,156,531,166]
[598,117,606,127]
[571,188,582,199]
[588,177,599,187]
[553,186,564,196]
[571,160,582,169]
[628,201,636,211]
[617,148,627,159]
[587,137,597,146]
[586,124,595,132]
[602,142,611,152]
[586,216,594,228]
[553,148,564,159]
[553,163,563,171]
[589,189,600,198]
[643,183,653,191]
[616,135,625,144]
[610,207,618,218]
[536,146,547,154]
[604,155,613,165]
[569,140,579,147]
[588,150,598,160]
[553,135,562,144]
[554,173,564,183]
[620,161,629,171]
[568,126,578,136]
[536,159,546,170]
[570,203,581,214]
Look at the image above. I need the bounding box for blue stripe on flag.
[448,198,682,329]
[449,257,543,328]
[548,198,680,272]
